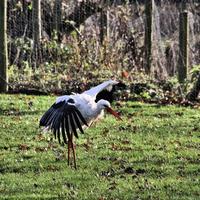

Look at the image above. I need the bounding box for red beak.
[106,107,122,120]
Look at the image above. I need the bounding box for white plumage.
[40,80,121,169]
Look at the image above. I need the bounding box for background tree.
[144,0,154,74]
[178,10,188,83]
[4,0,200,97]
[32,0,42,66]
[53,0,62,42]
[0,0,8,92]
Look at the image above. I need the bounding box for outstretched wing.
[40,99,88,144]
[83,80,119,99]
[95,82,126,103]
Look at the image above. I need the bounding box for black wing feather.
[64,116,70,142]
[69,113,78,138]
[40,99,87,144]
[40,101,65,126]
[57,127,61,144]
[53,129,57,140]
[61,117,67,144]
[73,111,84,134]
[53,112,63,144]
[95,82,126,103]
[74,108,88,126]
[40,107,54,126]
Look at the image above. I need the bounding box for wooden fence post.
[32,0,42,66]
[106,8,110,42]
[100,7,110,44]
[100,10,106,44]
[53,0,62,42]
[178,11,189,83]
[0,0,8,92]
[144,0,154,74]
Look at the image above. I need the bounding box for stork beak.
[106,107,122,120]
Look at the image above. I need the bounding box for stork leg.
[71,140,77,169]
[67,140,70,166]
[67,135,77,169]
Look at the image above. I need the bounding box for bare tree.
[0,0,8,92]
[61,0,184,36]
[53,0,62,42]
[178,11,188,83]
[144,0,154,74]
[32,0,42,66]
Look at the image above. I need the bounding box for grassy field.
[0,94,200,200]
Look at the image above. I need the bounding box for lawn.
[0,94,199,200]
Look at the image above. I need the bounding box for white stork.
[40,80,122,169]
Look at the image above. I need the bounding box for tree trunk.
[99,10,107,44]
[178,11,188,83]
[32,0,41,66]
[144,0,154,74]
[53,0,62,42]
[0,0,8,92]
[57,0,187,36]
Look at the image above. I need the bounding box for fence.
[1,0,200,92]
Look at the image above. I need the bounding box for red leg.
[71,141,76,169]
[67,140,70,166]
[67,134,77,169]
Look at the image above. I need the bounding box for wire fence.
[6,0,200,89]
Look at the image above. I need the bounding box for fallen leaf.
[18,144,29,151]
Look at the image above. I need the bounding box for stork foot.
[67,140,77,169]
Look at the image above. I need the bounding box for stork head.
[97,100,122,120]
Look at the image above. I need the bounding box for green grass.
[0,94,200,200]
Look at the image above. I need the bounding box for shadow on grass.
[0,161,61,174]
[0,108,45,116]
